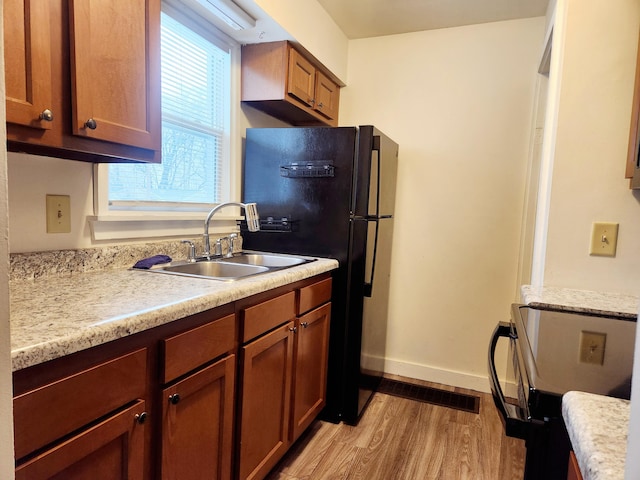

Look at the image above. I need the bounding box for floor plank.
[266,377,525,480]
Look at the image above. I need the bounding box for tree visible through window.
[108,10,230,205]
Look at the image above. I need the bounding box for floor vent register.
[377,378,480,414]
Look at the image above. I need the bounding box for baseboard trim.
[382,358,516,396]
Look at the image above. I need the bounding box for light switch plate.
[589,222,618,257]
[46,195,71,234]
[579,331,606,365]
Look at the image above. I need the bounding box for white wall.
[6,72,289,254]
[0,3,16,475]
[542,0,640,294]
[251,0,349,82]
[340,17,545,390]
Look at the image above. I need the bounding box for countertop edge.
[11,257,338,371]
[563,391,630,480]
[521,285,639,319]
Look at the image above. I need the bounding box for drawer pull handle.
[169,393,181,405]
[135,412,148,424]
[40,109,54,122]
[85,118,97,130]
[301,322,309,328]
[289,326,297,333]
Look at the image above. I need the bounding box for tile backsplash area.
[10,236,241,281]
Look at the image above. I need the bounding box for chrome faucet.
[203,202,260,256]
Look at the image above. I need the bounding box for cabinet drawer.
[241,291,296,343]
[15,400,146,479]
[162,313,236,384]
[14,348,147,460]
[298,277,332,315]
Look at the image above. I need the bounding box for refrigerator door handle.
[363,217,379,297]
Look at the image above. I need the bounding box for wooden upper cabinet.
[3,0,160,163]
[4,0,53,129]
[314,70,340,121]
[287,48,316,108]
[69,0,160,150]
[242,41,342,126]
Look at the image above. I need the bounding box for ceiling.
[316,0,550,39]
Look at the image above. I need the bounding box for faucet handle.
[213,238,223,256]
[181,240,196,262]
[228,233,238,257]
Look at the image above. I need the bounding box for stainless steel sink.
[220,253,307,268]
[157,261,269,280]
[142,251,314,281]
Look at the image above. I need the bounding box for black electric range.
[489,304,636,479]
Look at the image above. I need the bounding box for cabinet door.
[161,355,235,480]
[238,322,294,480]
[287,48,316,108]
[69,0,160,150]
[567,451,584,480]
[4,0,53,129]
[314,71,339,121]
[15,400,146,480]
[291,303,331,441]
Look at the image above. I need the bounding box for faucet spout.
[203,202,260,256]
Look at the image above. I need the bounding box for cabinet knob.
[301,321,309,328]
[317,103,324,109]
[85,118,98,130]
[169,393,181,405]
[289,326,297,333]
[39,109,54,122]
[134,411,148,424]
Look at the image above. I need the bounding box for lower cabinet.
[238,321,295,480]
[567,451,584,480]
[160,356,236,480]
[13,348,148,479]
[236,277,332,480]
[12,273,332,480]
[15,400,147,480]
[290,302,331,441]
[159,313,237,480]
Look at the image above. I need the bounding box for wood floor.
[267,376,525,480]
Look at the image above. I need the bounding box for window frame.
[90,0,243,241]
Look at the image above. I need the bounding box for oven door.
[489,314,572,480]
[488,322,542,439]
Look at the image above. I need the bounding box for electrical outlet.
[589,222,618,257]
[579,331,606,365]
[46,195,71,234]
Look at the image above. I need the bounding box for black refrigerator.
[241,125,399,425]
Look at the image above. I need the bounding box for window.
[92,1,240,240]
[110,10,230,206]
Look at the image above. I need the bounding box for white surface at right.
[563,391,629,480]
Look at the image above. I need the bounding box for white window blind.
[108,10,231,205]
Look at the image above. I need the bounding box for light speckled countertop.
[521,285,637,480]
[563,391,630,480]
[10,246,338,372]
[521,285,638,319]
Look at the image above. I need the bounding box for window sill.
[89,215,241,241]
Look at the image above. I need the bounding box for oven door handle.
[488,322,533,440]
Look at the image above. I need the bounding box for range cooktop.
[513,305,636,400]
